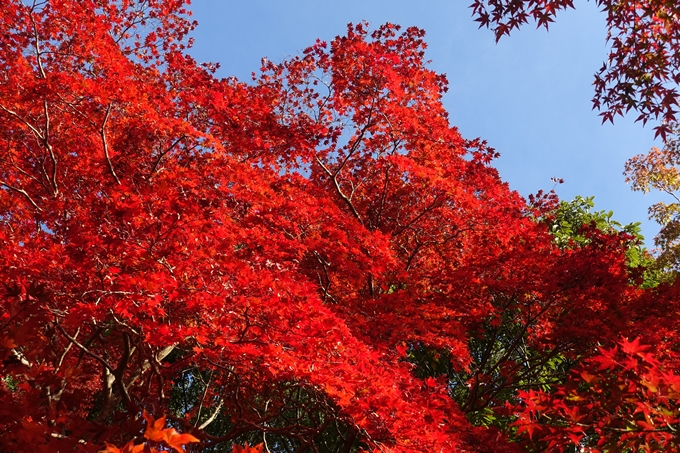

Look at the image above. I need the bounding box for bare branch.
[101,104,121,184]
[0,180,42,211]
[42,100,58,195]
[56,327,79,371]
[315,156,363,225]
[198,398,224,430]
[149,136,184,178]
[28,8,47,80]
[53,321,115,375]
[0,105,44,141]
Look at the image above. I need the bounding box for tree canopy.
[1,1,679,453]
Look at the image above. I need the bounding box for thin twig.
[0,180,42,211]
[101,104,121,184]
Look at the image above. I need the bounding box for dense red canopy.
[0,2,678,452]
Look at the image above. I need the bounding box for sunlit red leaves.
[511,339,680,451]
[0,1,677,453]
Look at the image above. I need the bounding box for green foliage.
[407,311,574,431]
[549,196,640,247]
[169,369,360,453]
[549,196,663,287]
[2,374,18,391]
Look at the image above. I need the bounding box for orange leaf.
[233,443,264,453]
[164,432,201,452]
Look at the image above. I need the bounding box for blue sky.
[186,1,663,246]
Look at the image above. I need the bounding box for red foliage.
[0,1,678,452]
[232,444,264,453]
[511,338,680,451]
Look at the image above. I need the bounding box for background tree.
[626,123,680,274]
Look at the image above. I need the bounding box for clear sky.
[186,1,664,246]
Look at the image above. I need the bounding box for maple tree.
[1,1,680,452]
[470,0,680,139]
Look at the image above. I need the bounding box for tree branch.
[101,104,121,184]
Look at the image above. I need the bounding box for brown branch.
[28,6,59,194]
[55,327,79,371]
[393,196,444,236]
[28,6,47,79]
[198,398,224,430]
[332,121,370,179]
[341,426,357,453]
[315,156,363,225]
[101,104,121,184]
[313,251,335,303]
[0,180,42,211]
[194,370,214,427]
[0,101,58,196]
[42,100,58,195]
[6,141,50,193]
[375,164,391,228]
[149,136,184,179]
[53,320,115,375]
[0,105,44,140]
